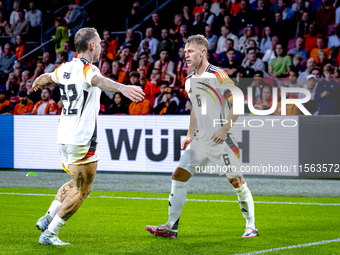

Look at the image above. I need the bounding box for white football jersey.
[51,58,102,145]
[185,64,235,141]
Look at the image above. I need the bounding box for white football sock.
[47,214,65,235]
[166,180,188,229]
[234,182,255,228]
[46,200,61,223]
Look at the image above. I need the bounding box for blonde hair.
[186,34,209,51]
[324,63,334,73]
[9,72,18,79]
[293,54,302,61]
[317,49,327,59]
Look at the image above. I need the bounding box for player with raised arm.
[34,27,145,245]
[146,35,258,239]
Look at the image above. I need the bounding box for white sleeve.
[328,37,332,49]
[262,50,270,62]
[37,10,43,24]
[139,40,145,53]
[168,61,175,74]
[185,78,190,97]
[216,37,223,54]
[84,65,101,85]
[206,15,215,26]
[51,67,59,83]
[9,12,14,25]
[232,35,239,51]
[151,39,159,55]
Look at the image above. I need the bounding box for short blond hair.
[74,27,98,53]
[186,34,209,51]
[317,49,327,59]
[293,54,302,61]
[324,63,334,73]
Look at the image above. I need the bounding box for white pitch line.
[0,192,56,197]
[0,192,340,206]
[234,238,340,255]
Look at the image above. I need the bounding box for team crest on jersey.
[201,79,210,85]
[196,81,222,106]
[63,72,71,79]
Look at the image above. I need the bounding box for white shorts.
[58,140,99,174]
[178,133,242,178]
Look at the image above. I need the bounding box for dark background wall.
[299,116,340,179]
[91,0,194,34]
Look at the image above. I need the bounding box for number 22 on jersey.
[60,84,78,115]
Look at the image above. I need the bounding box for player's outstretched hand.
[121,85,145,102]
[211,128,228,144]
[181,136,191,150]
[32,80,40,92]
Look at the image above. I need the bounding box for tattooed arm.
[32,73,55,91]
[91,74,122,93]
[91,74,145,102]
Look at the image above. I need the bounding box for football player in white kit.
[146,35,258,239]
[33,28,145,245]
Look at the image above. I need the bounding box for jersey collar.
[79,58,90,65]
[194,63,211,77]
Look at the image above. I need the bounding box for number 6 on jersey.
[196,93,207,115]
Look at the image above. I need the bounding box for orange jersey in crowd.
[157,60,170,77]
[176,60,189,87]
[143,81,160,96]
[32,99,58,115]
[0,99,10,111]
[310,48,331,62]
[118,57,133,83]
[107,39,118,60]
[274,101,301,115]
[14,99,34,114]
[118,56,134,84]
[30,75,39,80]
[192,5,203,14]
[15,44,25,60]
[336,51,340,66]
[255,100,273,107]
[158,105,168,115]
[128,99,150,115]
[181,88,189,98]
[138,61,151,78]
[230,2,241,15]
[304,33,323,53]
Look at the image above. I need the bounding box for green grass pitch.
[1,187,340,254]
